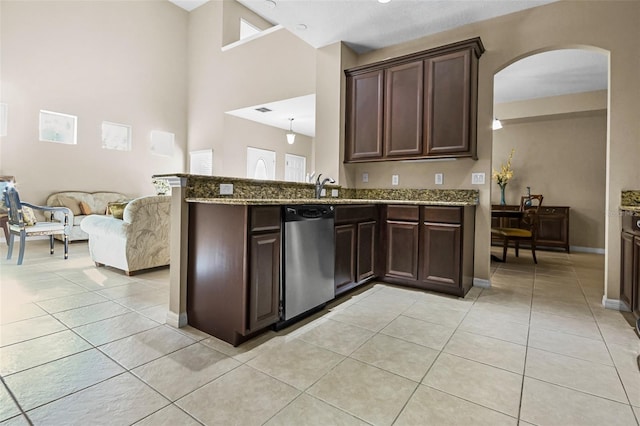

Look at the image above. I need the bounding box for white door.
[284,154,307,183]
[247,147,276,180]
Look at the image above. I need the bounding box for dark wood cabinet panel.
[187,204,281,346]
[537,207,570,252]
[334,206,378,296]
[357,221,376,282]
[420,223,461,288]
[384,61,423,157]
[385,220,419,280]
[383,205,474,297]
[248,233,280,332]
[621,231,636,313]
[335,224,356,294]
[344,38,483,163]
[634,236,640,318]
[345,70,384,161]
[424,50,472,157]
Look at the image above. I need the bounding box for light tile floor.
[1,241,639,425]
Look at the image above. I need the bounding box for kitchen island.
[159,174,478,345]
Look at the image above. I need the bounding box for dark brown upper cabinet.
[345,37,484,163]
[384,61,424,157]
[345,70,384,161]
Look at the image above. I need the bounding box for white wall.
[0,0,189,204]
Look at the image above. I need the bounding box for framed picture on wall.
[101,121,132,151]
[39,110,77,145]
[150,130,174,157]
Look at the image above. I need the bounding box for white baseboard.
[571,246,605,254]
[166,311,188,328]
[473,278,491,288]
[602,295,631,312]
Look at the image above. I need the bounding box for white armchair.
[80,195,171,275]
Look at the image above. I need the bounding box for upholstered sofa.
[80,195,171,275]
[46,191,129,241]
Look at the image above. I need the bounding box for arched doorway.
[490,47,609,294]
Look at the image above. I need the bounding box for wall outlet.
[471,173,485,185]
[362,172,369,183]
[220,183,234,195]
[331,189,339,197]
[392,174,399,185]
[435,173,443,185]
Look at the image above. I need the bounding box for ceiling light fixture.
[265,0,276,9]
[286,118,296,144]
[378,0,392,3]
[492,118,503,130]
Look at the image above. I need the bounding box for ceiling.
[170,0,608,135]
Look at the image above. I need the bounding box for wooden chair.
[3,186,70,265]
[491,194,543,264]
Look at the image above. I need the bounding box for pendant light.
[286,118,296,144]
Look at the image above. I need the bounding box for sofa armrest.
[80,214,128,238]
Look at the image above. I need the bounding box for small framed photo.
[101,121,132,151]
[39,110,77,145]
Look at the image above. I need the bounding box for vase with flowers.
[492,148,515,205]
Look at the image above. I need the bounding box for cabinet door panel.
[357,221,376,282]
[634,236,640,317]
[421,222,461,288]
[386,221,419,280]
[621,232,634,311]
[346,70,384,160]
[248,233,280,332]
[424,50,470,155]
[335,224,356,293]
[384,61,423,157]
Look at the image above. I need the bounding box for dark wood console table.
[491,205,570,253]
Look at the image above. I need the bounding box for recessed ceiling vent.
[255,107,272,113]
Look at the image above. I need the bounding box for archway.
[490,47,609,296]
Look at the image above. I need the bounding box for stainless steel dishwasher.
[282,205,335,321]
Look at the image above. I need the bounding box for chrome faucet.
[315,174,335,199]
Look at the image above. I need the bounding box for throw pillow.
[22,206,37,226]
[107,202,129,220]
[57,195,82,216]
[79,201,92,215]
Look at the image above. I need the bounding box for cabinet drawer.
[387,205,419,221]
[250,206,281,233]
[335,205,377,224]
[539,207,568,216]
[423,206,462,224]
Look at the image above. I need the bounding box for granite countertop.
[621,191,640,212]
[186,198,477,206]
[620,206,640,213]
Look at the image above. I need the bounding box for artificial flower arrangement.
[492,148,515,187]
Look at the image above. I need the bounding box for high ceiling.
[169,0,608,134]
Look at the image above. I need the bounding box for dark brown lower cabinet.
[334,224,356,293]
[334,206,378,296]
[421,222,461,288]
[635,236,640,319]
[249,232,280,331]
[357,221,376,282]
[384,205,475,297]
[187,204,281,346]
[385,221,419,280]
